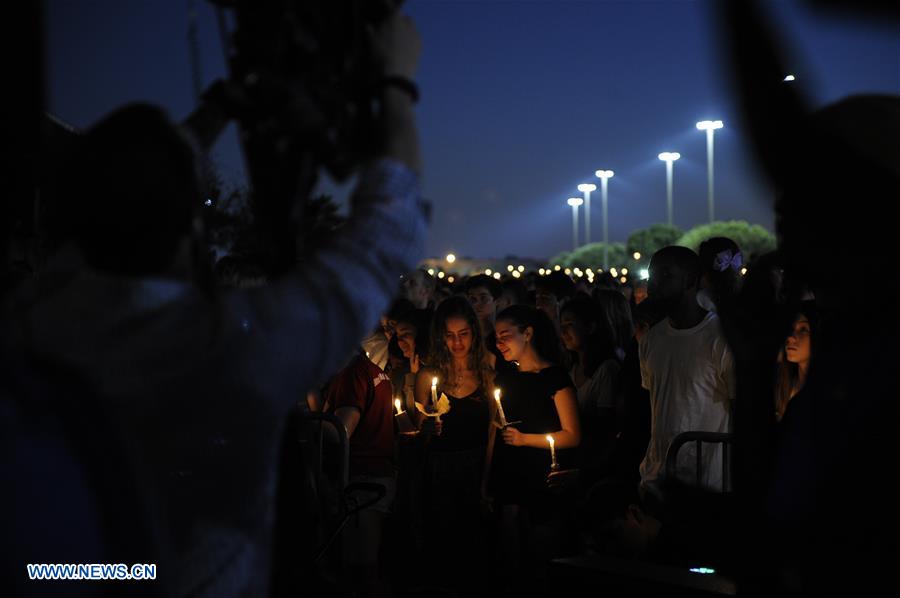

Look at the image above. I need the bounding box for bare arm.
[501,387,581,449]
[373,13,422,173]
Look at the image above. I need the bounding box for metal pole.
[584,189,591,245]
[706,128,715,223]
[572,204,579,251]
[601,177,609,270]
[665,159,674,226]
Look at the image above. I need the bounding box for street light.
[595,170,615,269]
[446,253,456,264]
[657,152,681,226]
[577,183,597,244]
[696,120,723,223]
[567,197,583,251]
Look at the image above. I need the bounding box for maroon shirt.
[325,354,394,477]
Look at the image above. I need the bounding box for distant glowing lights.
[696,120,724,131]
[446,253,456,263]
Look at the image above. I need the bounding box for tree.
[564,243,630,268]
[675,220,776,262]
[547,250,570,268]
[626,224,684,260]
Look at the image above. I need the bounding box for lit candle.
[394,398,403,416]
[431,377,441,422]
[546,434,558,470]
[494,388,508,427]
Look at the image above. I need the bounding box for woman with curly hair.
[412,295,495,594]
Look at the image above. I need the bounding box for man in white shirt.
[639,246,735,501]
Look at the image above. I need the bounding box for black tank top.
[429,388,490,452]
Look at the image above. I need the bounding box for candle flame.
[546,434,554,447]
[494,388,501,401]
[394,398,402,414]
[431,377,438,387]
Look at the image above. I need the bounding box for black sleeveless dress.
[488,365,575,515]
[421,388,491,593]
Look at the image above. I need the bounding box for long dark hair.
[428,296,492,393]
[593,289,635,354]
[395,307,432,362]
[775,301,819,421]
[560,294,616,377]
[496,304,563,366]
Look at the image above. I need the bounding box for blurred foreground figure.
[2,10,425,598]
[717,1,900,593]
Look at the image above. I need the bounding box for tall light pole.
[657,152,681,226]
[577,183,597,244]
[567,197,583,251]
[696,120,723,223]
[594,170,615,269]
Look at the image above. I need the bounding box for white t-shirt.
[638,311,735,494]
[570,358,620,416]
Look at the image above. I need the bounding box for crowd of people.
[5,1,900,597]
[302,236,805,597]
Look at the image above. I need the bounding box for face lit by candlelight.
[444,316,473,358]
[395,321,417,360]
[494,319,532,362]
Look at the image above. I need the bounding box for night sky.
[47,0,900,261]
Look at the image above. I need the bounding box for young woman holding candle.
[486,304,581,593]
[412,295,496,595]
[390,307,431,413]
